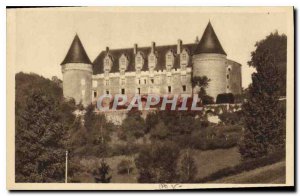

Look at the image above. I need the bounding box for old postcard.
[6,7,294,190]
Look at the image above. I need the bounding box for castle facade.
[61,22,242,106]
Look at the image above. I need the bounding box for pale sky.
[10,7,288,88]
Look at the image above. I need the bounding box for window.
[106,90,109,94]
[92,81,98,87]
[121,58,125,64]
[167,54,172,60]
[121,88,125,95]
[93,91,97,98]
[144,79,147,84]
[104,57,111,72]
[167,76,172,83]
[138,79,141,84]
[182,85,186,92]
[228,67,231,72]
[81,79,86,86]
[227,74,229,79]
[105,79,109,86]
[227,85,229,89]
[150,78,154,84]
[136,56,142,64]
[168,86,171,93]
[182,53,187,60]
[121,79,125,85]
[137,88,140,94]
[181,75,186,83]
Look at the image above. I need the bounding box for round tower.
[61,34,92,107]
[192,22,228,100]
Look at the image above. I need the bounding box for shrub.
[218,111,243,125]
[216,93,234,104]
[150,121,169,140]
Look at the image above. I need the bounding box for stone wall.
[227,59,242,95]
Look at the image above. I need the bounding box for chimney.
[195,36,199,44]
[177,39,182,54]
[106,47,109,53]
[151,42,155,53]
[134,44,138,55]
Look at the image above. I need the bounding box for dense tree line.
[239,32,286,159]
[15,73,80,182]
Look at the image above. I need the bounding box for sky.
[10,7,288,88]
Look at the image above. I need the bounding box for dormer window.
[119,54,128,72]
[104,56,112,73]
[148,53,157,71]
[180,49,189,69]
[135,52,144,72]
[166,50,174,71]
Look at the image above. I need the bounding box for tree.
[191,76,214,104]
[150,121,169,140]
[93,159,112,183]
[15,90,66,182]
[15,73,84,182]
[145,111,160,134]
[248,31,287,96]
[117,159,134,175]
[135,141,179,183]
[84,103,114,156]
[239,51,285,159]
[179,149,197,182]
[121,110,145,140]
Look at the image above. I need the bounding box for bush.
[216,93,234,104]
[117,159,134,175]
[219,111,243,125]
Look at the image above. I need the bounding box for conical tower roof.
[61,34,92,65]
[194,22,226,55]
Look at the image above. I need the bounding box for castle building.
[61,22,242,107]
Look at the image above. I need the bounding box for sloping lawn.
[191,147,241,179]
[211,161,286,184]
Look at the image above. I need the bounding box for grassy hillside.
[212,161,286,184]
[74,147,241,183]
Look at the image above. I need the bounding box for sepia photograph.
[6,6,294,190]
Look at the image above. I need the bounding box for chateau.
[61,22,242,107]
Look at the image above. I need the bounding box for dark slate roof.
[194,22,226,55]
[61,34,92,65]
[92,44,196,74]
